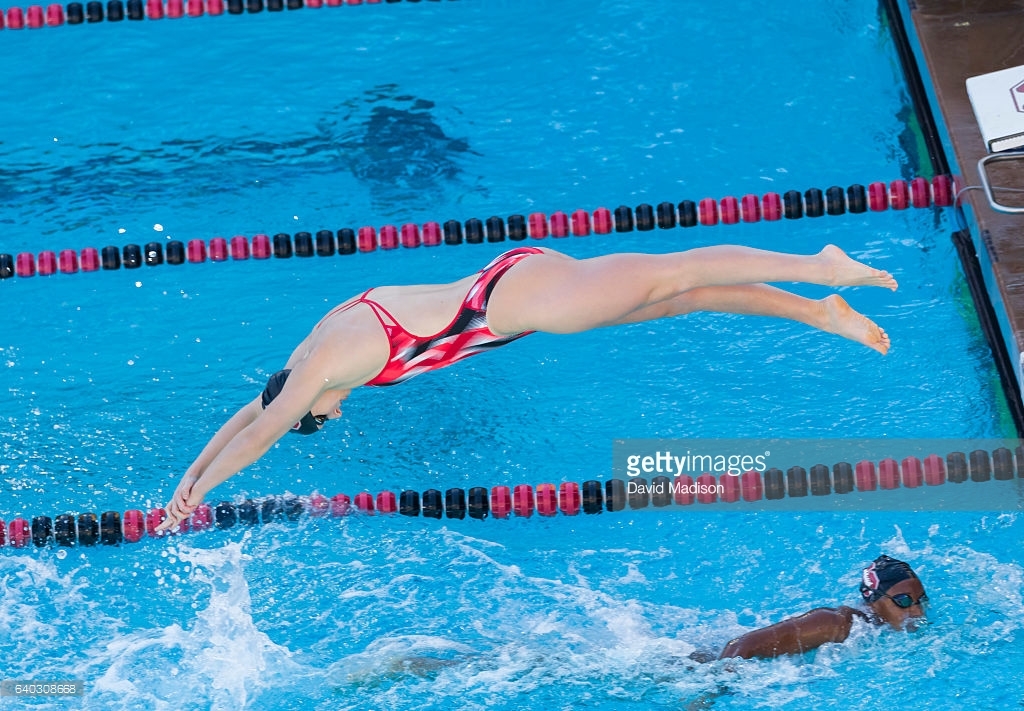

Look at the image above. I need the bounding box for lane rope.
[2,445,1019,548]
[0,0,452,31]
[0,175,959,281]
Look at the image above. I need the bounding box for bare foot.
[821,294,891,355]
[818,244,898,290]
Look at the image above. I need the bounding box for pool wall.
[898,0,1024,424]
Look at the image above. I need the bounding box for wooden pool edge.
[903,0,1024,420]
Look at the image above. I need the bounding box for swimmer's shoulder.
[796,605,870,625]
[786,605,869,645]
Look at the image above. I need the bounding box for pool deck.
[908,0,1024,407]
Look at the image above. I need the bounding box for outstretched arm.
[156,375,323,531]
[156,359,346,531]
[186,397,263,480]
[159,397,263,526]
[155,325,387,532]
[718,606,865,660]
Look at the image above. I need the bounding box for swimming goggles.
[880,592,928,609]
[289,411,328,435]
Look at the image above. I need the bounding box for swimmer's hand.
[154,472,202,533]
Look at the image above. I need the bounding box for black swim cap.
[859,554,920,603]
[260,369,322,436]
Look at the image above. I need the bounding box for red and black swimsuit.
[324,247,543,387]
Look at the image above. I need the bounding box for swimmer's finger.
[153,514,176,533]
[155,500,186,532]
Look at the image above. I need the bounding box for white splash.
[86,539,302,709]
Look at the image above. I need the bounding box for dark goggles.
[290,411,327,436]
[880,591,928,609]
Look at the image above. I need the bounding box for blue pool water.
[1,1,1023,709]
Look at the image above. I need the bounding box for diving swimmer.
[155,244,897,531]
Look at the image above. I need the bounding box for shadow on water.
[316,83,486,211]
[0,84,484,229]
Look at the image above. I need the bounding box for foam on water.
[0,538,303,710]
[1,514,1023,709]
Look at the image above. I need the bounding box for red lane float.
[558,482,580,515]
[491,485,512,519]
[422,221,442,246]
[674,475,695,505]
[330,493,351,516]
[592,207,612,234]
[698,197,718,226]
[354,492,374,513]
[209,237,228,261]
[889,180,910,210]
[741,194,760,223]
[191,504,213,531]
[741,470,763,501]
[380,225,398,250]
[124,510,145,542]
[720,196,740,225]
[720,473,741,503]
[513,484,534,518]
[38,251,57,276]
[187,239,206,263]
[571,209,590,236]
[923,455,946,485]
[697,474,718,504]
[856,461,877,491]
[932,174,954,206]
[7,7,25,28]
[400,223,420,249]
[901,457,924,488]
[357,226,376,252]
[252,234,272,259]
[762,192,782,221]
[536,484,557,516]
[15,253,35,277]
[231,235,250,259]
[528,213,548,239]
[59,249,78,274]
[9,519,30,548]
[308,493,329,517]
[376,491,397,513]
[550,211,569,237]
[878,459,900,489]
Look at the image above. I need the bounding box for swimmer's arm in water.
[718,606,866,660]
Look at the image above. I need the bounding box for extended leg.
[488,245,896,336]
[609,283,890,354]
[643,243,897,295]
